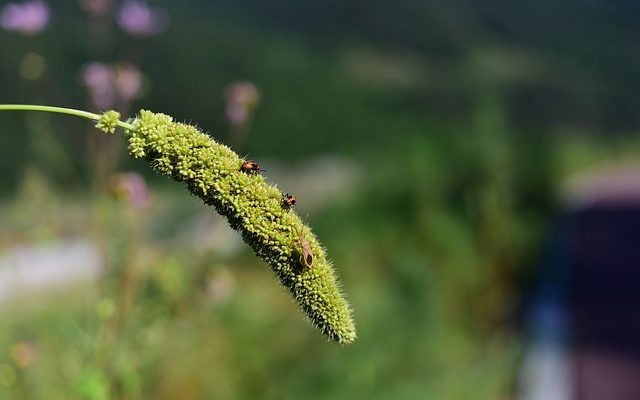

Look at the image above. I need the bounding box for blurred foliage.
[1,0,640,399]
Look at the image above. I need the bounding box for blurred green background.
[1,1,639,399]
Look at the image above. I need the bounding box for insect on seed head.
[282,193,296,208]
[240,160,263,174]
[299,234,314,268]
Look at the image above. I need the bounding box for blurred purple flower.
[80,0,110,17]
[81,62,116,109]
[112,172,150,209]
[0,0,50,35]
[226,102,247,126]
[80,62,143,109]
[224,81,260,126]
[116,0,168,37]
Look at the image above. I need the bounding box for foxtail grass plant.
[0,104,356,344]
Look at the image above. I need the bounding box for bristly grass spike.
[0,104,356,345]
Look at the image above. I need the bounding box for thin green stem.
[0,104,134,130]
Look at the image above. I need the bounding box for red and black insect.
[240,160,264,174]
[282,193,296,208]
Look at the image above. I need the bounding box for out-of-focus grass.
[1,121,638,399]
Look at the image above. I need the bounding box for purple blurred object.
[116,0,168,37]
[112,172,150,209]
[521,164,640,400]
[81,62,143,109]
[226,103,248,126]
[0,0,50,35]
[575,349,640,400]
[81,62,116,109]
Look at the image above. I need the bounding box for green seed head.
[96,110,121,134]
[109,110,356,344]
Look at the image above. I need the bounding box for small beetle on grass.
[282,193,296,208]
[240,160,264,174]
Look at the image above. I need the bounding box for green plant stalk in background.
[0,104,356,344]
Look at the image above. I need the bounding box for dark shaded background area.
[1,1,640,399]
[2,1,640,179]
